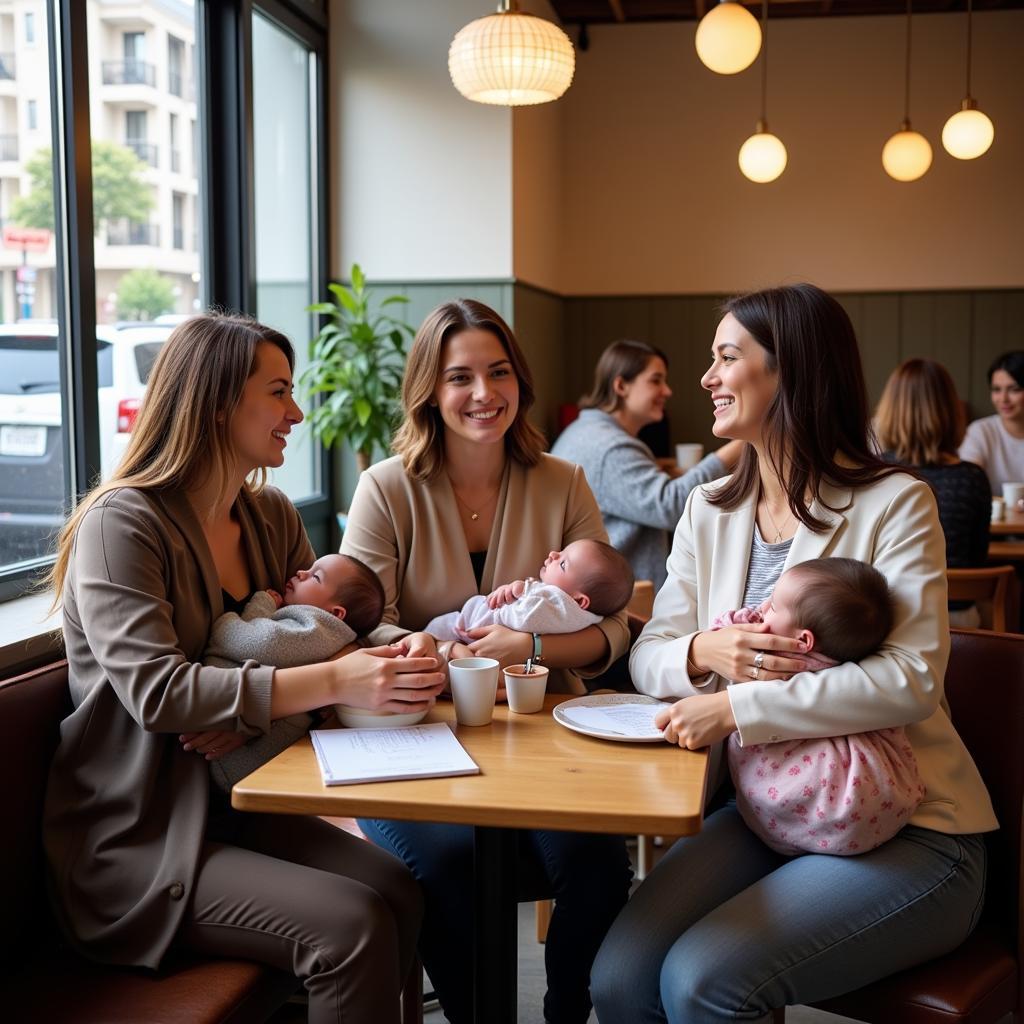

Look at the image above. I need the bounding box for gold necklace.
[450,480,499,522]
[761,498,795,544]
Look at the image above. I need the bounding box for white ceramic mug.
[1002,482,1024,511]
[503,664,550,714]
[675,443,704,471]
[448,657,499,726]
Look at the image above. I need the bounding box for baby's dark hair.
[334,554,385,637]
[575,540,635,617]
[786,558,893,663]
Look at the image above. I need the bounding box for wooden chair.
[773,628,1024,1024]
[947,565,1015,632]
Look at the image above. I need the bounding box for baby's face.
[760,569,803,637]
[284,554,349,612]
[539,540,593,597]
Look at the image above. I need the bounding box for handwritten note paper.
[560,703,666,739]
[311,722,480,786]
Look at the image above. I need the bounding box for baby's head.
[283,553,385,637]
[539,539,635,617]
[762,557,893,663]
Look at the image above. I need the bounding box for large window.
[0,0,330,598]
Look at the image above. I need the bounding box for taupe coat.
[341,453,630,692]
[44,485,314,968]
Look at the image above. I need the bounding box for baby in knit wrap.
[425,539,635,643]
[715,557,925,856]
[204,553,385,792]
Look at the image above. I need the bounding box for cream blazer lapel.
[783,482,851,572]
[707,491,757,624]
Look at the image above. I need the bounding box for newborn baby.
[204,553,384,791]
[426,539,634,643]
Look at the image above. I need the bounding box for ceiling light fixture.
[448,0,576,107]
[942,0,995,160]
[882,0,932,182]
[695,0,762,75]
[738,0,786,183]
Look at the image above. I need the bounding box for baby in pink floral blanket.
[714,557,926,856]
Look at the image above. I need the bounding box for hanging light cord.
[902,0,912,127]
[760,0,768,126]
[964,0,974,98]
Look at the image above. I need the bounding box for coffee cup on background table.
[503,663,550,714]
[675,443,704,472]
[448,657,500,726]
[992,497,1006,522]
[1001,482,1024,511]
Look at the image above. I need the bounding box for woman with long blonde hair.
[341,298,633,1024]
[44,311,444,1023]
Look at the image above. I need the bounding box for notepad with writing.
[310,722,480,786]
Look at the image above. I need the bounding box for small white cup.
[503,663,550,714]
[675,443,704,471]
[992,496,1006,522]
[448,657,499,727]
[1002,482,1024,511]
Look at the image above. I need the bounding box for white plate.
[335,705,429,729]
[553,694,669,743]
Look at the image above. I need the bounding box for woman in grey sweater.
[551,340,742,589]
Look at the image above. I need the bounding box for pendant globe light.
[448,0,575,107]
[942,0,995,159]
[882,0,932,182]
[696,0,762,75]
[738,0,786,183]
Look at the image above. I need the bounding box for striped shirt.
[741,526,793,608]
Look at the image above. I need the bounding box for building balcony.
[102,59,156,88]
[0,134,17,161]
[106,220,160,247]
[124,138,158,167]
[168,70,195,101]
[0,54,15,80]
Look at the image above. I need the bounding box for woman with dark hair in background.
[341,299,632,1024]
[876,358,991,627]
[959,350,1024,492]
[551,339,742,591]
[592,284,995,1024]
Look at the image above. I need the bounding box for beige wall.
[329,0,513,281]
[557,11,1024,296]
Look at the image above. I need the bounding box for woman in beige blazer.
[43,313,446,1024]
[341,299,632,1024]
[592,284,997,1024]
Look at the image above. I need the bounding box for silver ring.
[753,651,765,670]
[750,666,760,680]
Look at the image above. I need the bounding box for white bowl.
[334,704,429,729]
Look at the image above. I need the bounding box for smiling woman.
[341,298,633,1024]
[958,350,1024,492]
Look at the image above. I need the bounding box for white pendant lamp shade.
[448,8,575,107]
[942,103,995,159]
[882,126,933,181]
[739,126,787,182]
[695,1,762,75]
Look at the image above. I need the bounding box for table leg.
[473,825,518,1024]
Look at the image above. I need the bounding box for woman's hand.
[654,691,736,750]
[333,644,446,713]
[689,623,808,682]
[390,631,438,660]
[179,730,248,760]
[465,624,533,669]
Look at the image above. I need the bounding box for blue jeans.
[591,804,987,1024]
[357,817,632,1024]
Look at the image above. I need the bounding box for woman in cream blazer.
[342,299,632,1024]
[592,285,997,1024]
[44,314,445,1024]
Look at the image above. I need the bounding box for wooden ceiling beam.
[608,0,626,20]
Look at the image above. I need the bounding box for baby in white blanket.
[426,539,635,642]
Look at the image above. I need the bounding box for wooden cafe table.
[990,507,1024,561]
[233,694,708,1024]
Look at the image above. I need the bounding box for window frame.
[0,0,333,602]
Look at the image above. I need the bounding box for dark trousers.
[178,812,422,1024]
[358,817,633,1024]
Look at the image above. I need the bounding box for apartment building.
[0,0,200,322]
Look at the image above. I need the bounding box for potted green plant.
[303,264,413,472]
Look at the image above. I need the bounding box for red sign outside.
[3,226,52,252]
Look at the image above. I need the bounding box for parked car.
[0,322,169,568]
